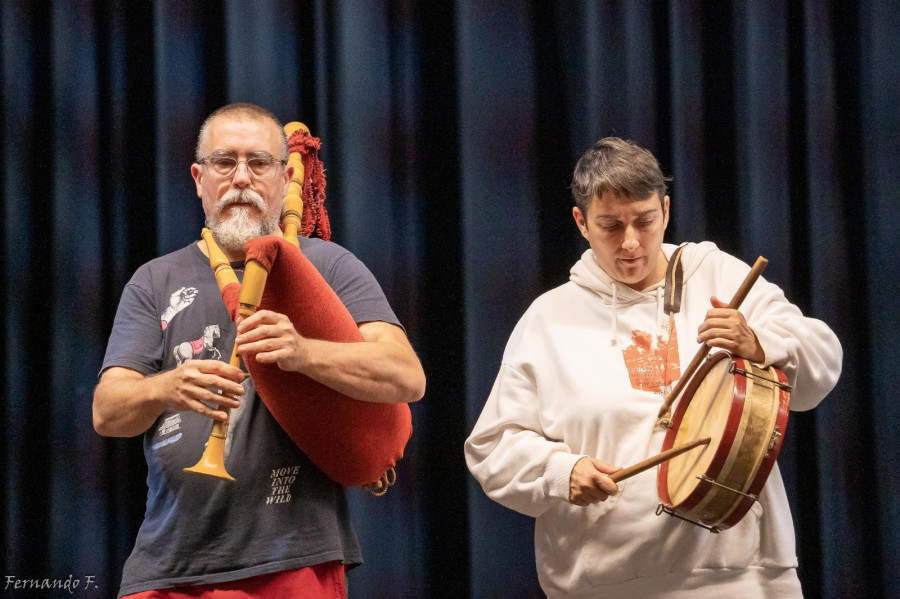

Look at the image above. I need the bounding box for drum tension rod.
[697,474,760,503]
[729,364,793,391]
[655,504,720,534]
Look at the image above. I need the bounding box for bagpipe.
[185,122,413,495]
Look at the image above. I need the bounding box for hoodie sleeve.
[465,361,584,519]
[718,253,843,412]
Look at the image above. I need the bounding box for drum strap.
[664,244,688,316]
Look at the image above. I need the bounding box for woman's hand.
[569,457,620,506]
[697,296,765,362]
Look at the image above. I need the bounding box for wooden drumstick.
[608,437,711,483]
[657,256,769,420]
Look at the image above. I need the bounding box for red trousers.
[123,561,346,599]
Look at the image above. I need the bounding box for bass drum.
[656,351,791,532]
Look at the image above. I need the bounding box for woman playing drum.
[465,137,842,598]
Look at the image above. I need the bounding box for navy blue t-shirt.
[100,237,400,597]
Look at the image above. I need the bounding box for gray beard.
[206,189,281,253]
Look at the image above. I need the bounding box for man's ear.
[191,163,204,198]
[283,163,295,197]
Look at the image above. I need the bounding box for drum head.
[666,354,732,505]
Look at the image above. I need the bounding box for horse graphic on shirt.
[173,324,222,365]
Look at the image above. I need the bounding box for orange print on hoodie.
[621,325,681,394]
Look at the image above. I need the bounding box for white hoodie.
[465,242,842,598]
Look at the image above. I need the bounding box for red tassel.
[287,129,331,241]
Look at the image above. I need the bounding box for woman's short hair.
[571,137,670,214]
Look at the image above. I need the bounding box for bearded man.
[93,103,425,599]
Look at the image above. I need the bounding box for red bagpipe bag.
[220,235,413,488]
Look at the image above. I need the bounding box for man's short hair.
[571,137,670,214]
[195,103,289,162]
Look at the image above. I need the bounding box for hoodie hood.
[569,241,721,344]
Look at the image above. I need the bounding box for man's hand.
[93,361,246,438]
[569,457,620,506]
[234,310,307,372]
[696,296,765,363]
[152,359,246,421]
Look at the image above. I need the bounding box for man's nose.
[231,161,253,187]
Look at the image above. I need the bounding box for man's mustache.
[215,188,266,212]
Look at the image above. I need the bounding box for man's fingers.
[205,388,242,408]
[194,374,245,399]
[182,362,246,395]
[168,362,247,417]
[193,401,229,421]
[236,309,283,334]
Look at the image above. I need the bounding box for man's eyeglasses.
[197,152,286,181]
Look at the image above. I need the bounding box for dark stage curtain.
[2,1,897,598]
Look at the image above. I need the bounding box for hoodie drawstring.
[656,287,665,346]
[609,284,668,347]
[609,283,618,346]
